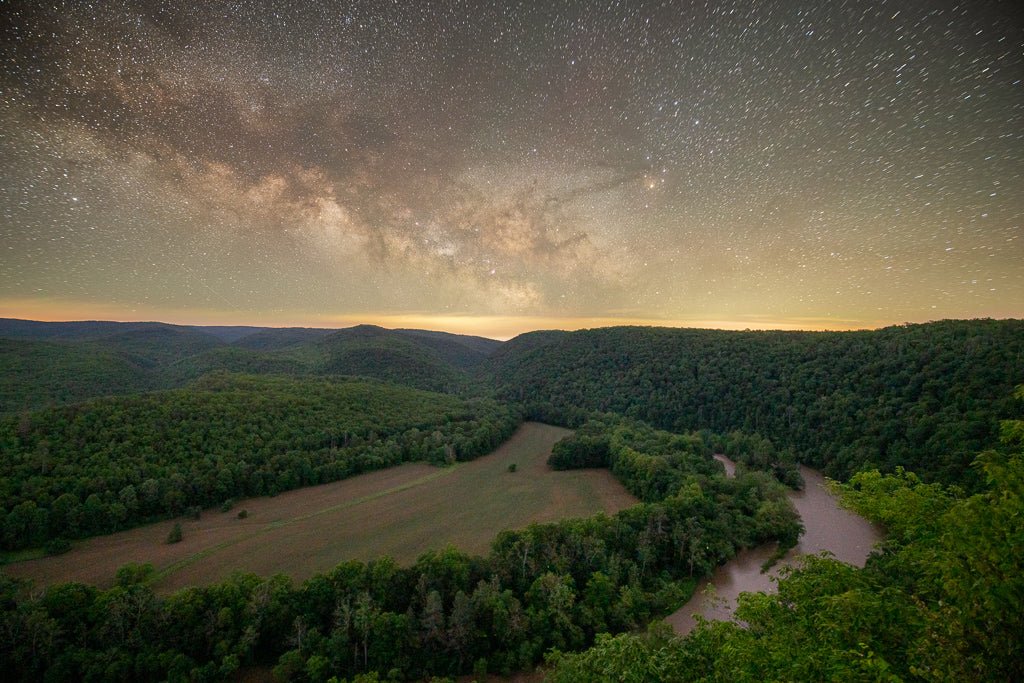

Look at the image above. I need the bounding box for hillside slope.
[0,319,503,411]
[486,319,1024,486]
[0,338,154,413]
[313,325,496,392]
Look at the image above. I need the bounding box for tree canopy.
[0,418,801,682]
[547,399,1024,682]
[0,373,518,550]
[487,320,1024,488]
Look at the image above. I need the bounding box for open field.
[5,422,637,593]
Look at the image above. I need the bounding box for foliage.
[547,412,1024,682]
[712,430,803,488]
[0,320,501,414]
[43,537,70,556]
[0,421,801,682]
[0,373,518,550]
[550,416,805,506]
[317,328,472,393]
[0,338,154,414]
[548,421,611,470]
[488,320,1024,488]
[2,319,1021,680]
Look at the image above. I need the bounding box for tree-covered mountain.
[1,318,1022,680]
[92,326,226,364]
[230,326,335,350]
[4,317,1022,489]
[159,346,313,386]
[0,319,503,412]
[0,318,227,348]
[312,325,491,393]
[0,339,154,414]
[486,319,1024,488]
[0,321,236,412]
[390,328,503,366]
[0,318,186,341]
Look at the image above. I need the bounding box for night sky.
[1,1,1021,338]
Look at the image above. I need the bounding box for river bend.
[667,458,882,634]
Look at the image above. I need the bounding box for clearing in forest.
[5,422,636,593]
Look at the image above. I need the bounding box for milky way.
[1,1,1021,337]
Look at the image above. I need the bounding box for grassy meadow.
[5,422,636,593]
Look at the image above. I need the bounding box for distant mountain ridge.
[0,318,226,341]
[230,327,335,350]
[0,318,503,412]
[0,318,502,348]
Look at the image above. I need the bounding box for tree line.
[549,415,803,491]
[546,394,1024,682]
[488,319,1024,489]
[0,373,519,551]
[0,419,801,681]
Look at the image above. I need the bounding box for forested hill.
[0,319,501,412]
[3,317,1022,488]
[485,319,1024,488]
[0,318,214,341]
[312,325,498,393]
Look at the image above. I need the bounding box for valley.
[5,423,636,592]
[0,318,1021,682]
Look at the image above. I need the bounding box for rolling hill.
[0,338,154,414]
[485,319,1024,487]
[0,319,504,412]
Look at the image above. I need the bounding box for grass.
[0,547,46,565]
[5,423,637,593]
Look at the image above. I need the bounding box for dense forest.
[0,373,517,550]
[488,319,1024,488]
[547,402,1024,682]
[0,419,801,681]
[0,318,1021,681]
[5,318,1021,490]
[0,338,155,415]
[549,417,803,490]
[0,320,499,413]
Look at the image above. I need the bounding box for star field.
[1,1,1021,337]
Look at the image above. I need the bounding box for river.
[666,457,882,634]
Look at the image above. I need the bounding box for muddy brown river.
[666,457,882,634]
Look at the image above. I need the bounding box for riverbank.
[667,461,882,634]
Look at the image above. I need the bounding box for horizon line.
[1,309,1016,342]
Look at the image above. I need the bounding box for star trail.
[1,1,1020,337]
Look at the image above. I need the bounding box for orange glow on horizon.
[0,296,970,340]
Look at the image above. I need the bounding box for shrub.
[115,562,155,586]
[166,522,183,544]
[473,657,488,681]
[44,537,71,555]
